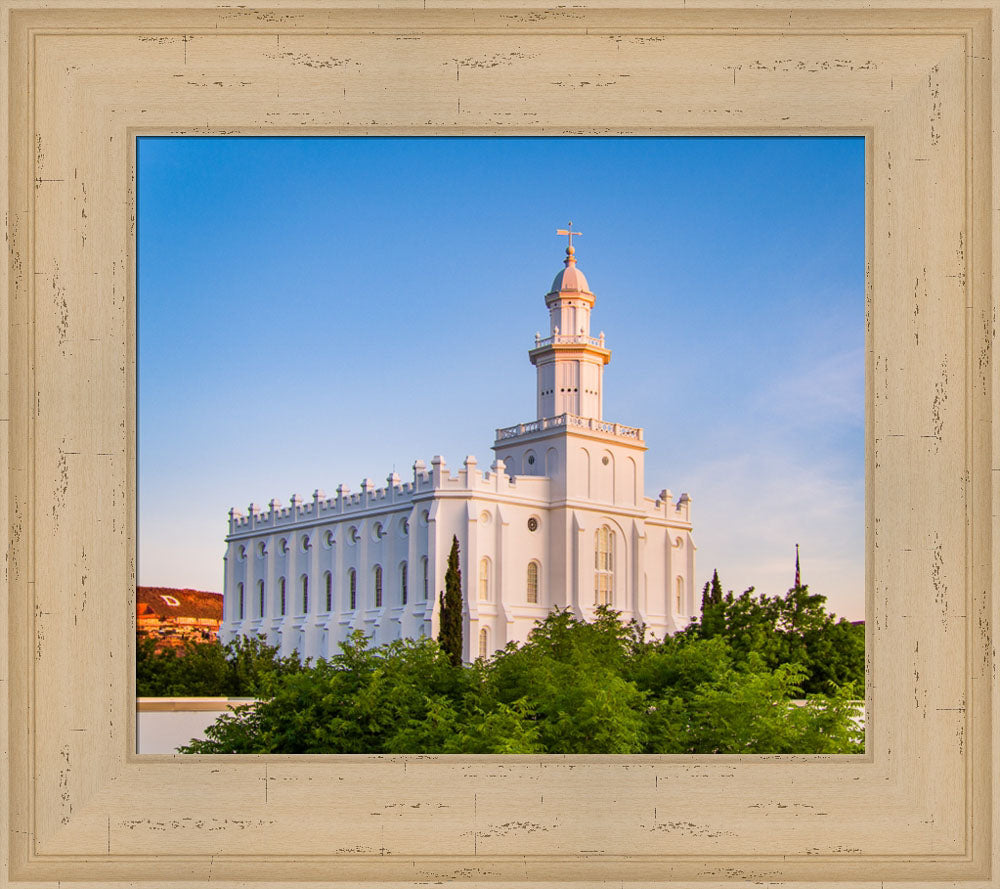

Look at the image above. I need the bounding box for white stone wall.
[221,444,694,662]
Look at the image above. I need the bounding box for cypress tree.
[699,569,725,638]
[709,569,723,605]
[437,535,464,666]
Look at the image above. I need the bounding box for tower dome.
[530,226,610,423]
[548,245,592,295]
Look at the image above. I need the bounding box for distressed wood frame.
[1,1,997,886]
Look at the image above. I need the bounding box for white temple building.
[220,233,695,662]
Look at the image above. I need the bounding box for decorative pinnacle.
[556,222,581,264]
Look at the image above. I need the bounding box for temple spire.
[556,222,582,262]
[528,226,610,421]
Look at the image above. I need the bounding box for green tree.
[174,602,864,756]
[181,631,470,754]
[135,633,304,697]
[687,572,864,696]
[631,637,863,754]
[224,633,305,695]
[699,568,725,637]
[437,535,464,666]
[484,608,649,753]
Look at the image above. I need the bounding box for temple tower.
[528,225,611,421]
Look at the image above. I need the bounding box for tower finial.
[556,222,582,264]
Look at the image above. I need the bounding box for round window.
[301,535,310,552]
[527,517,538,532]
[602,456,610,466]
[527,455,535,465]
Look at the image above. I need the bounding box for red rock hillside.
[136,587,223,652]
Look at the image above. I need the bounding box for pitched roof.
[136,586,223,621]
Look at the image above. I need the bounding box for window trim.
[526,560,539,604]
[478,557,490,602]
[594,525,614,606]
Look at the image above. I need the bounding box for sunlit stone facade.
[220,241,695,662]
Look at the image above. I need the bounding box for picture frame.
[2,1,996,886]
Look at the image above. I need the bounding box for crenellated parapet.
[226,455,551,538]
[647,489,693,525]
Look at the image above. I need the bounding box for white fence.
[136,698,255,754]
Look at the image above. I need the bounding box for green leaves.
[135,632,304,698]
[690,576,865,696]
[172,600,863,753]
[167,591,864,755]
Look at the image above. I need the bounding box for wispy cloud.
[666,342,865,619]
[681,449,864,619]
[756,346,864,430]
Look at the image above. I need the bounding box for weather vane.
[556,222,582,250]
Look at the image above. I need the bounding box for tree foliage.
[136,633,304,697]
[437,535,464,666]
[687,575,865,696]
[177,604,863,755]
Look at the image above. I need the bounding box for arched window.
[279,577,286,615]
[479,558,490,601]
[526,561,539,604]
[594,526,614,606]
[676,576,684,613]
[422,557,429,600]
[237,582,244,620]
[324,571,332,612]
[257,580,264,617]
[348,569,357,610]
[478,627,489,659]
[400,562,408,605]
[301,575,309,614]
[374,565,383,607]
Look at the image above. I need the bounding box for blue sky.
[138,136,865,620]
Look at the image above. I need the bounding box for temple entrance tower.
[493,227,646,508]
